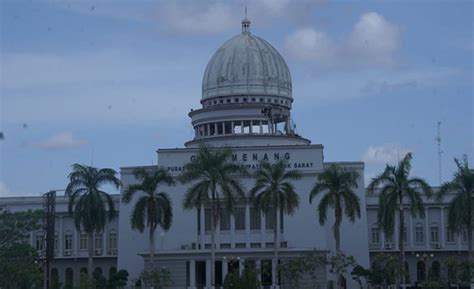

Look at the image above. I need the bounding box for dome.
[202,22,292,101]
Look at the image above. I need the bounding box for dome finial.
[242,7,250,34]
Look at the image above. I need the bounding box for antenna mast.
[435,121,443,184]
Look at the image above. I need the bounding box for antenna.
[435,121,443,184]
[245,6,247,19]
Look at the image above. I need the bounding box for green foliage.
[0,243,43,289]
[79,272,97,289]
[223,268,260,289]
[368,253,401,286]
[309,164,360,251]
[445,257,472,286]
[351,265,371,289]
[107,269,129,289]
[278,251,326,287]
[139,267,172,289]
[0,208,42,247]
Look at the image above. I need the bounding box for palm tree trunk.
[335,197,342,289]
[399,201,405,288]
[469,203,473,284]
[149,227,155,270]
[273,208,279,288]
[210,208,216,288]
[88,232,94,278]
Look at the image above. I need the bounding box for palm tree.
[250,160,301,287]
[436,158,473,282]
[309,164,361,252]
[66,163,121,277]
[367,153,432,286]
[179,145,247,287]
[122,167,174,268]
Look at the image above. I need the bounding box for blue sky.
[1,0,472,196]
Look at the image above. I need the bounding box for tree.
[179,145,247,286]
[0,243,43,289]
[250,160,301,287]
[367,153,432,285]
[0,208,42,248]
[107,269,129,289]
[369,253,401,289]
[139,267,172,289]
[66,163,121,277]
[436,157,473,283]
[122,167,174,267]
[310,164,361,252]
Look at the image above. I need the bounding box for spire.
[242,7,250,34]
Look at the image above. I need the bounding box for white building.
[1,17,468,289]
[117,17,369,289]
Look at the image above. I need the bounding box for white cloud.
[285,12,400,67]
[362,144,412,165]
[157,1,237,35]
[34,132,86,150]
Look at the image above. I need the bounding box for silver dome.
[202,30,292,100]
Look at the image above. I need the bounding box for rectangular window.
[233,121,242,134]
[95,233,103,251]
[251,121,260,134]
[430,225,439,243]
[220,243,231,249]
[224,122,232,134]
[64,233,73,251]
[261,121,269,133]
[35,233,44,251]
[446,229,455,243]
[210,123,216,136]
[205,209,212,232]
[250,243,261,248]
[371,227,380,244]
[234,208,245,231]
[79,233,88,250]
[250,208,261,230]
[415,224,424,243]
[265,212,275,230]
[243,121,250,133]
[220,210,230,231]
[235,243,246,249]
[108,231,117,251]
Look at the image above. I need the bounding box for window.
[204,209,212,231]
[385,233,393,244]
[220,210,230,231]
[35,231,44,251]
[234,98,239,102]
[462,227,468,243]
[430,223,439,243]
[265,212,275,230]
[259,98,263,102]
[371,225,380,244]
[54,234,58,252]
[446,229,455,243]
[243,121,250,133]
[233,121,242,134]
[210,123,216,136]
[251,98,255,102]
[250,208,261,230]
[95,232,103,254]
[415,223,424,243]
[235,243,246,248]
[417,261,425,281]
[79,232,88,250]
[220,243,231,249]
[108,230,117,253]
[64,231,73,253]
[403,225,408,243]
[251,121,260,134]
[250,243,261,248]
[234,208,245,231]
[261,120,269,133]
[65,268,73,285]
[224,122,232,134]
[217,122,223,135]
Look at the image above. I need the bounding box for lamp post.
[416,252,434,288]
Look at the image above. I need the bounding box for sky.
[0,0,472,197]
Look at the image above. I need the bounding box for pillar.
[440,207,445,248]
[256,259,262,282]
[189,260,196,289]
[238,257,244,276]
[206,259,212,288]
[245,204,250,246]
[394,211,399,250]
[222,258,228,281]
[200,205,205,249]
[425,208,429,250]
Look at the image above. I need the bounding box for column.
[276,208,281,249]
[259,121,263,134]
[260,211,265,247]
[272,258,278,289]
[222,258,228,281]
[103,230,107,255]
[205,259,212,288]
[189,260,196,289]
[425,208,430,250]
[200,205,205,249]
[239,257,244,276]
[394,211,399,250]
[58,216,63,255]
[230,213,235,248]
[256,260,262,283]
[409,213,414,249]
[245,204,250,247]
[231,121,234,134]
[381,228,385,250]
[440,207,445,248]
[249,121,253,134]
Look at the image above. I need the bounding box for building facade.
[0,17,468,289]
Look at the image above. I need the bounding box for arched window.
[415,223,424,243]
[108,230,117,255]
[446,229,456,243]
[109,267,117,278]
[80,267,88,279]
[430,223,439,243]
[51,268,59,287]
[416,261,425,281]
[65,267,73,285]
[94,267,103,276]
[404,262,410,283]
[371,224,380,244]
[431,261,441,278]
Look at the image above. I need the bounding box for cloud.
[0,181,30,197]
[34,132,86,150]
[362,144,412,165]
[285,12,400,67]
